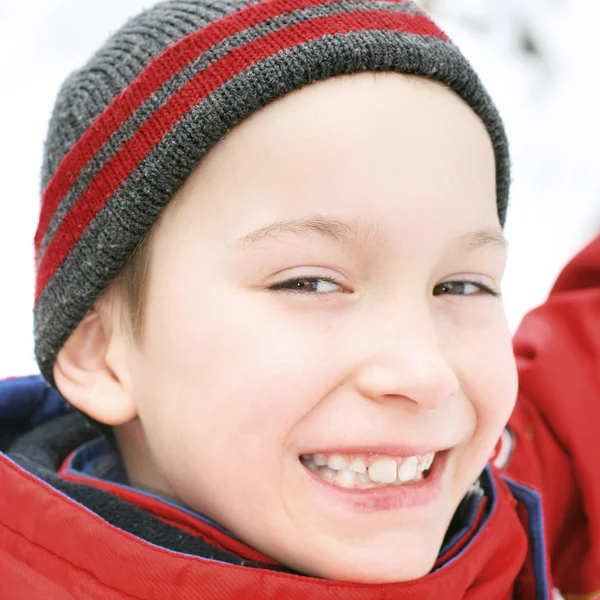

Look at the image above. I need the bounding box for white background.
[0,0,598,379]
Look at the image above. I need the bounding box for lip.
[300,444,449,459]
[300,450,449,512]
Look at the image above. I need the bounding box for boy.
[0,0,599,597]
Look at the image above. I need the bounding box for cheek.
[131,283,343,485]
[452,309,518,438]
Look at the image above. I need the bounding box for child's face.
[124,73,518,582]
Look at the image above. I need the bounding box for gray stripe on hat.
[39,0,422,261]
[35,29,509,383]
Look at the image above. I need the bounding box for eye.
[433,280,500,297]
[270,277,343,295]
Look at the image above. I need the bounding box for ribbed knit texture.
[34,0,510,384]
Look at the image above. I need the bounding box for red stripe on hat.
[35,10,445,303]
[35,0,427,256]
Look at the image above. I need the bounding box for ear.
[53,304,138,426]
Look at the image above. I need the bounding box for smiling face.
[116,73,518,582]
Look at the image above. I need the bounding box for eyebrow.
[235,214,507,252]
[235,215,383,248]
[454,229,508,252]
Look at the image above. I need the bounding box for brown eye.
[295,279,320,292]
[270,277,341,294]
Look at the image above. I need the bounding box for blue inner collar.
[65,437,236,537]
[66,437,495,563]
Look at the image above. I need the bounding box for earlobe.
[53,307,138,426]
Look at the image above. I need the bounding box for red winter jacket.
[1,234,599,600]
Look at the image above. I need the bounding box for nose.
[351,304,460,411]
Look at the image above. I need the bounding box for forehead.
[168,72,498,244]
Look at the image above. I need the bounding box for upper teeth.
[301,452,436,488]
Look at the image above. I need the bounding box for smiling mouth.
[299,451,437,490]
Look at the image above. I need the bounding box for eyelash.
[432,281,501,298]
[269,277,500,298]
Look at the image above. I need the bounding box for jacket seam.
[0,519,146,600]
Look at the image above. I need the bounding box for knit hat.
[34,0,510,384]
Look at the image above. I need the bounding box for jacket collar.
[0,376,544,598]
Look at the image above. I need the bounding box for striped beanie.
[34,0,510,384]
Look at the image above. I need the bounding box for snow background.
[0,0,598,379]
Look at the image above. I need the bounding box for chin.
[296,545,438,584]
